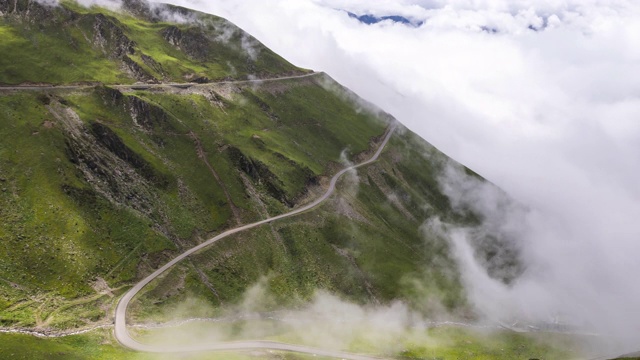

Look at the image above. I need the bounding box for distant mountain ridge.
[346,11,424,27]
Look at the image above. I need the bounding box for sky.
[151,0,640,352]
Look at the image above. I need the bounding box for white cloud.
[33,0,125,10]
[150,0,640,354]
[76,0,123,10]
[33,0,59,6]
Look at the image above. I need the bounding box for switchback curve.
[113,123,398,359]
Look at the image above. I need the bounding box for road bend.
[113,124,397,359]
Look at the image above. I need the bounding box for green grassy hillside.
[129,127,467,320]
[0,73,389,329]
[0,0,305,85]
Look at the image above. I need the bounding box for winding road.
[113,123,397,359]
[0,72,320,92]
[2,75,629,360]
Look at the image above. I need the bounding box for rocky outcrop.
[96,85,124,107]
[90,13,135,59]
[47,103,159,219]
[469,231,524,285]
[161,26,212,61]
[161,25,182,47]
[90,122,169,187]
[121,0,152,19]
[0,0,67,23]
[226,146,290,206]
[140,54,164,76]
[0,1,158,83]
[86,13,157,82]
[127,96,171,130]
[122,56,156,83]
[0,0,16,14]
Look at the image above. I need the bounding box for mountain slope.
[0,0,305,85]
[0,1,569,359]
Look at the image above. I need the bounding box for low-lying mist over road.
[133,280,577,359]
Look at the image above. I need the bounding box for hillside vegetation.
[0,0,305,84]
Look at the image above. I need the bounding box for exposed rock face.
[47,103,158,218]
[44,92,174,216]
[85,13,157,81]
[161,26,212,61]
[161,25,183,47]
[96,85,124,107]
[122,56,156,83]
[128,96,171,130]
[90,122,169,187]
[0,0,66,22]
[1,0,304,85]
[91,13,136,58]
[140,54,164,76]
[0,0,158,82]
[121,0,152,19]
[469,231,523,285]
[226,146,290,206]
[0,0,16,14]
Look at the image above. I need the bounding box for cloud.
[76,0,123,10]
[33,0,59,6]
[32,0,124,10]
[147,2,200,24]
[142,279,428,354]
[149,0,640,354]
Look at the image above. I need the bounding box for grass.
[0,73,390,331]
[129,125,470,327]
[0,0,304,85]
[0,21,126,85]
[0,93,158,298]
[0,331,130,360]
[396,327,577,360]
[139,79,386,201]
[0,92,175,325]
[0,329,306,360]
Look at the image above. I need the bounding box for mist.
[137,278,560,358]
[32,0,122,10]
[137,280,418,352]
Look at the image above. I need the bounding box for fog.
[33,0,122,10]
[138,278,511,357]
[147,0,640,354]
